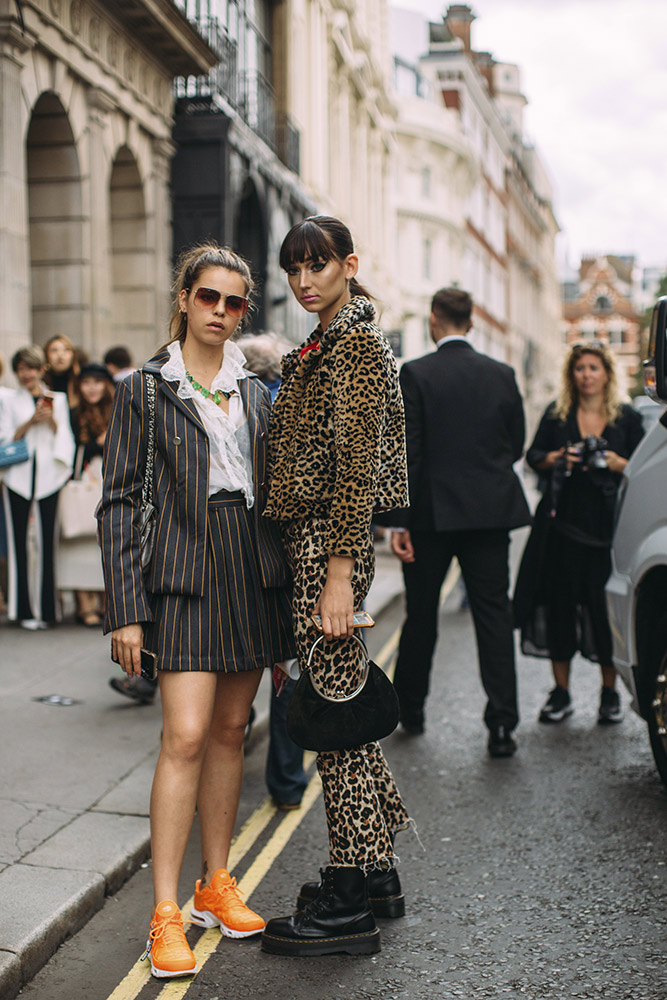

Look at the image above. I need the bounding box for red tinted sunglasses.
[191,286,249,318]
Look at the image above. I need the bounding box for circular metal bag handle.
[305,633,371,703]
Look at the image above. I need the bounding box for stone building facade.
[390,4,562,427]
[0,0,215,369]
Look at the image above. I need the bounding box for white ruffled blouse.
[161,341,254,506]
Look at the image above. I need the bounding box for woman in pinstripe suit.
[98,245,295,979]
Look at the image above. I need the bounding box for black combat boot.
[260,865,380,956]
[297,862,405,918]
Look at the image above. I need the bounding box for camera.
[577,435,608,470]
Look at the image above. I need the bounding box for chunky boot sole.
[261,926,381,956]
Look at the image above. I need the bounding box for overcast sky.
[391,0,667,273]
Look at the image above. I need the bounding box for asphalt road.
[20,590,667,1000]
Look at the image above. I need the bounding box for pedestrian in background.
[103,345,135,382]
[0,346,75,628]
[237,330,307,812]
[261,215,411,958]
[58,362,114,627]
[43,334,80,408]
[514,341,643,725]
[98,244,295,979]
[389,287,530,757]
[0,353,15,617]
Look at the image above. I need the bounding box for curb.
[1,560,404,999]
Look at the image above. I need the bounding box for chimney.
[445,4,476,52]
[474,51,495,96]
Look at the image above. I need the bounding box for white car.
[607,298,667,784]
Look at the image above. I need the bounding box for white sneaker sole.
[190,906,264,938]
[150,961,197,978]
[539,705,574,723]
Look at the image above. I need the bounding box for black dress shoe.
[261,866,380,956]
[487,725,517,758]
[297,863,405,918]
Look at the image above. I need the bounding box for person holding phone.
[98,244,295,979]
[260,216,411,958]
[0,346,74,628]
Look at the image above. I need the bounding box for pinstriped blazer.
[98,347,289,634]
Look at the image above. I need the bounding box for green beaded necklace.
[185,370,234,404]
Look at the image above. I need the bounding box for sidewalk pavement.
[0,543,405,999]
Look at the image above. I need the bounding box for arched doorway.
[235,177,267,330]
[109,147,152,361]
[26,93,84,347]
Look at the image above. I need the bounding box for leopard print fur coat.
[264,296,408,558]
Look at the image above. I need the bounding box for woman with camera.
[260,216,411,958]
[514,341,643,725]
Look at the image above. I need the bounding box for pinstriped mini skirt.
[143,491,295,672]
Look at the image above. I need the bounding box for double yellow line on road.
[107,560,459,1000]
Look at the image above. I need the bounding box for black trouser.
[393,528,519,731]
[7,487,60,622]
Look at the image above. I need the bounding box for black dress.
[513,403,644,664]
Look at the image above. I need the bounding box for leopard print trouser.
[282,518,410,867]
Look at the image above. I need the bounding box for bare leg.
[601,665,617,688]
[150,671,218,907]
[552,660,571,689]
[197,669,263,883]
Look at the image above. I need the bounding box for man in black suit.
[391,287,530,757]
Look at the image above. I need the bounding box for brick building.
[562,255,641,392]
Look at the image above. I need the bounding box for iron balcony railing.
[239,70,275,149]
[174,17,238,108]
[276,111,300,175]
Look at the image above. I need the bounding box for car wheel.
[648,648,667,786]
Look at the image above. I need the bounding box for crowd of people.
[0,340,134,629]
[0,214,646,981]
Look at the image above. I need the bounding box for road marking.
[105,796,278,1000]
[155,770,323,1000]
[103,566,459,1000]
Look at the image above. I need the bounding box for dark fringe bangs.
[279,220,337,271]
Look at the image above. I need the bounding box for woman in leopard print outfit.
[260,216,412,958]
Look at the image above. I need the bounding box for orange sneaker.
[141,900,197,978]
[191,868,265,938]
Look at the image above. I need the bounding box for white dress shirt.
[161,341,255,505]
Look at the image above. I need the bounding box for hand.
[603,449,627,474]
[391,529,415,564]
[540,447,566,470]
[112,624,144,676]
[565,445,581,470]
[96,431,106,447]
[32,403,55,429]
[315,555,354,639]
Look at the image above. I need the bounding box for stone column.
[86,87,116,357]
[0,20,34,367]
[150,137,176,349]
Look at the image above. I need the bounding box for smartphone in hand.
[140,648,158,681]
[311,610,375,630]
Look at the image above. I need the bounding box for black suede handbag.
[286,634,400,752]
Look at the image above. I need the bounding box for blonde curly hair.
[555,341,623,425]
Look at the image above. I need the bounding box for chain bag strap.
[138,373,157,574]
[286,633,400,751]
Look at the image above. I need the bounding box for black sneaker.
[598,686,623,725]
[538,685,573,723]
